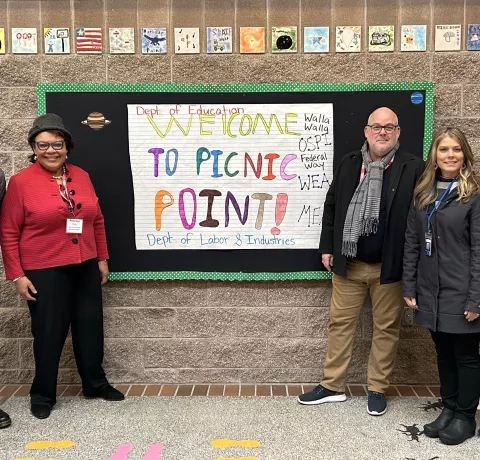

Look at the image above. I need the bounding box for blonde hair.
[414,127,480,209]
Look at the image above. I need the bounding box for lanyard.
[58,174,75,218]
[425,178,456,231]
[359,155,395,181]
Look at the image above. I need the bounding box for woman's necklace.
[52,165,66,180]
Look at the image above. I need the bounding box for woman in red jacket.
[0,114,124,420]
[0,166,10,429]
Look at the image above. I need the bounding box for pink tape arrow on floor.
[143,443,165,460]
[108,443,165,460]
[108,443,133,460]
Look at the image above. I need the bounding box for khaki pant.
[321,259,404,394]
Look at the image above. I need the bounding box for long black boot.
[439,418,476,445]
[424,407,455,438]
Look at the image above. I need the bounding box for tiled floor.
[2,396,468,460]
[0,383,441,400]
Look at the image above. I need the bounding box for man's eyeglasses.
[35,141,65,150]
[366,124,399,134]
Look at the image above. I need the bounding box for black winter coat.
[319,149,424,284]
[403,188,480,333]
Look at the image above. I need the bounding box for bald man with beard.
[298,108,424,416]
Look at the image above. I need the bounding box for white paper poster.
[435,25,461,51]
[44,27,70,54]
[127,103,334,250]
[12,28,37,53]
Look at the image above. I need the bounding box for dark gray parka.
[403,186,480,333]
[0,168,5,207]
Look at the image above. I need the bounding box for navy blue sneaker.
[367,390,387,416]
[297,384,347,405]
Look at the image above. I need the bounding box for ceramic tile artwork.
[76,28,103,54]
[206,27,232,54]
[401,25,427,52]
[109,27,135,54]
[368,25,394,52]
[0,28,4,54]
[11,27,37,54]
[467,24,480,51]
[303,27,329,53]
[272,26,297,53]
[435,24,461,51]
[335,26,361,53]
[44,28,70,54]
[174,28,200,54]
[239,27,265,53]
[142,28,167,54]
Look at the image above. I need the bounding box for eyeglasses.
[367,124,399,133]
[35,141,65,150]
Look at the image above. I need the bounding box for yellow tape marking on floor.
[15,458,61,460]
[210,439,260,448]
[26,440,75,449]
[213,458,259,460]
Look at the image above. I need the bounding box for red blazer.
[0,161,109,279]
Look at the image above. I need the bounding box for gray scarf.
[341,140,399,258]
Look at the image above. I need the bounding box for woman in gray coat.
[403,127,480,446]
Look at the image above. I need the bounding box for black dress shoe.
[30,404,51,420]
[424,407,455,438]
[97,385,124,401]
[439,417,476,445]
[0,409,11,428]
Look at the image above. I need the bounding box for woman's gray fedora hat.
[28,114,72,144]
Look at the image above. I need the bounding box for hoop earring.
[462,164,467,170]
[434,164,438,170]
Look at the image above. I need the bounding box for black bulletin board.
[38,82,434,281]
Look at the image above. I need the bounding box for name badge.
[425,231,432,257]
[66,218,83,234]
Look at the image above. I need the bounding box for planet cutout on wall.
[81,112,112,130]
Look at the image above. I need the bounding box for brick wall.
[1,0,478,385]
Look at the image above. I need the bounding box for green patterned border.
[108,271,332,281]
[37,81,435,281]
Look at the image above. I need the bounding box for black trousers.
[430,330,480,420]
[26,258,109,406]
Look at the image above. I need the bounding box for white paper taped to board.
[127,102,334,249]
